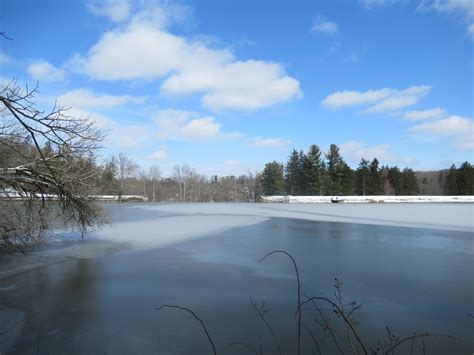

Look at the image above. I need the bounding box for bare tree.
[0,80,104,253]
[149,165,161,202]
[173,163,193,202]
[137,169,148,197]
[115,153,138,200]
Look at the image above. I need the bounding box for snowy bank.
[259,195,474,203]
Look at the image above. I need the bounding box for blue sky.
[1,0,473,176]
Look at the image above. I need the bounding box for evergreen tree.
[302,145,325,195]
[455,162,474,195]
[367,158,382,195]
[355,158,370,195]
[341,163,355,195]
[325,144,345,195]
[380,165,391,194]
[298,149,306,194]
[388,166,403,195]
[402,168,419,195]
[444,164,458,195]
[285,149,303,195]
[262,161,285,195]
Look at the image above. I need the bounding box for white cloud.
[154,109,240,142]
[339,140,414,165]
[310,20,339,35]
[402,107,447,120]
[322,85,431,112]
[57,89,145,109]
[409,115,473,135]
[74,4,301,111]
[114,125,151,149]
[247,137,290,149]
[148,148,169,161]
[409,115,474,150]
[163,60,302,111]
[65,107,151,149]
[28,61,65,82]
[322,88,393,108]
[366,85,431,112]
[88,0,130,22]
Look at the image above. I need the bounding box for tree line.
[97,153,263,202]
[262,144,474,196]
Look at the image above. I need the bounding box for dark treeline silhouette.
[262,144,474,196]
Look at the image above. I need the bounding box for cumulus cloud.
[163,60,302,111]
[57,88,146,109]
[409,115,474,150]
[247,137,290,149]
[154,109,240,142]
[322,85,431,112]
[310,19,339,35]
[402,107,447,120]
[73,2,301,111]
[339,140,414,165]
[28,61,66,82]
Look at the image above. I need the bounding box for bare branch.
[157,304,217,355]
[250,299,282,355]
[259,250,302,355]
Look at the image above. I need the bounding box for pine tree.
[444,164,458,195]
[367,158,382,195]
[285,149,302,195]
[388,166,403,195]
[455,162,474,195]
[302,145,325,195]
[402,168,419,195]
[341,163,355,195]
[325,144,345,195]
[262,161,285,195]
[298,149,306,194]
[355,158,370,196]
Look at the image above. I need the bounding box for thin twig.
[259,250,301,355]
[157,304,217,355]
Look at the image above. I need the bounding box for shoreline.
[259,195,474,203]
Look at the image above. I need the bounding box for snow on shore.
[260,195,474,203]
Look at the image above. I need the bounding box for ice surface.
[1,202,471,279]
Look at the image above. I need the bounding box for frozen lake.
[0,203,473,354]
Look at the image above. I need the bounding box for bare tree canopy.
[0,80,104,253]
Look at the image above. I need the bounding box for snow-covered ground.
[260,195,474,203]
